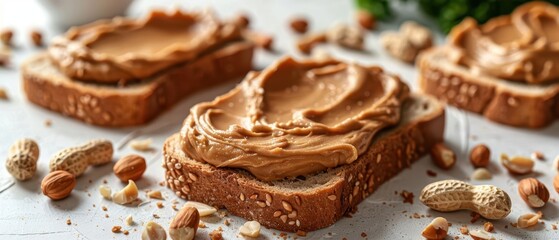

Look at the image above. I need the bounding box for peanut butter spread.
[449,2,559,84]
[48,9,243,83]
[180,57,409,181]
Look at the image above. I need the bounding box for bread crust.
[163,95,445,232]
[21,41,254,127]
[418,47,559,128]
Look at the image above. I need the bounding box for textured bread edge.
[162,95,445,232]
[21,41,254,127]
[418,47,559,128]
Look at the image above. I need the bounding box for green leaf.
[419,0,450,17]
[355,0,392,20]
[355,0,559,33]
[472,2,491,23]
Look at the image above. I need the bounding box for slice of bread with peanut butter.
[418,2,559,128]
[163,57,445,232]
[21,9,255,127]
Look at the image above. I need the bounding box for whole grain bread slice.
[418,47,559,128]
[21,41,254,127]
[163,94,445,232]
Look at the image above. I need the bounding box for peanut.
[419,180,511,219]
[380,32,417,63]
[296,32,326,54]
[399,21,433,50]
[30,29,42,46]
[125,215,134,226]
[5,139,39,181]
[0,48,9,67]
[49,139,113,177]
[0,28,13,46]
[470,144,490,168]
[0,86,7,98]
[421,217,448,240]
[147,190,164,200]
[469,229,495,240]
[471,168,492,180]
[99,185,112,200]
[142,221,166,240]
[381,21,432,63]
[129,138,153,152]
[239,221,261,238]
[430,142,456,170]
[326,23,364,50]
[517,211,542,228]
[356,10,376,30]
[289,17,309,34]
[500,153,534,175]
[184,201,217,217]
[112,180,138,205]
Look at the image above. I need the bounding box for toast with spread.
[418,2,559,128]
[163,57,445,232]
[21,9,254,127]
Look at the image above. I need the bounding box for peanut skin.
[5,139,39,181]
[49,139,113,177]
[419,180,511,219]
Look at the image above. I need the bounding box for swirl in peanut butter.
[180,57,409,181]
[49,9,243,83]
[449,2,559,84]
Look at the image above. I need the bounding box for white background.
[1,0,558,239]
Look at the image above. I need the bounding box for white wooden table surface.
[0,0,558,239]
